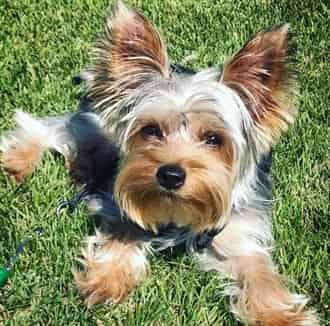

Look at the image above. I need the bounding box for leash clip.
[56,184,94,216]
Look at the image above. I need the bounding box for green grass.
[0,0,329,325]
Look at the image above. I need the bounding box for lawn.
[0,0,329,325]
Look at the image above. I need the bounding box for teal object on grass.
[0,267,10,288]
[0,227,44,289]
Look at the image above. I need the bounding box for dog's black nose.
[156,164,186,190]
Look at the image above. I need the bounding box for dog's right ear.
[82,0,169,115]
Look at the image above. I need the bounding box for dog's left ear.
[222,24,297,149]
[83,0,169,115]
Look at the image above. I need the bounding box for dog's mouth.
[114,172,228,233]
[158,188,177,199]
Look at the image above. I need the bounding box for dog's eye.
[203,132,223,147]
[141,124,163,139]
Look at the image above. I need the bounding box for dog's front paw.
[74,261,136,305]
[74,235,148,306]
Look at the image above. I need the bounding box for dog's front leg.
[196,215,319,325]
[74,232,149,306]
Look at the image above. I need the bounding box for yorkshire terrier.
[0,1,319,325]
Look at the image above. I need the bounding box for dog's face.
[115,100,237,232]
[83,1,296,232]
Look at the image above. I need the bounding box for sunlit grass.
[0,1,329,324]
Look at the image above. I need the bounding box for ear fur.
[83,0,169,119]
[222,24,297,149]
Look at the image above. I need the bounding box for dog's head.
[82,1,297,233]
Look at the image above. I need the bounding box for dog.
[0,1,319,325]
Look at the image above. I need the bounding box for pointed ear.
[84,0,169,112]
[222,25,297,148]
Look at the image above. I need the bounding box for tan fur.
[226,256,319,325]
[222,25,297,148]
[207,232,319,326]
[115,111,236,232]
[201,216,319,326]
[75,237,147,306]
[1,139,43,183]
[189,112,235,166]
